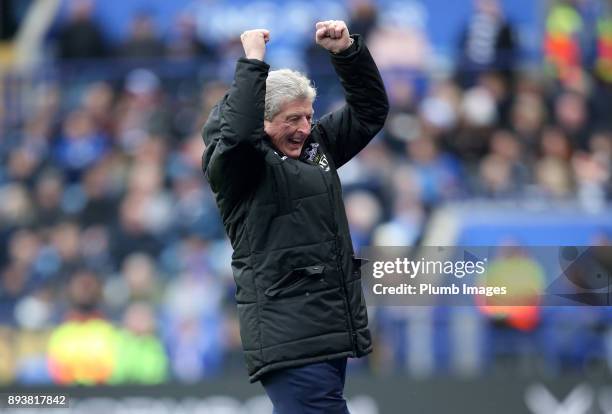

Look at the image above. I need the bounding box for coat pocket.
[264,265,326,298]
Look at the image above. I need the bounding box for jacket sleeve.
[315,34,389,168]
[202,58,269,203]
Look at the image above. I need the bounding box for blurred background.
[0,0,611,412]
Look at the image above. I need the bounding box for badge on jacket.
[302,142,330,172]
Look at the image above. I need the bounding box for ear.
[264,119,272,135]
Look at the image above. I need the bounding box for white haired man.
[202,20,388,413]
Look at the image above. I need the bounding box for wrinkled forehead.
[277,98,314,118]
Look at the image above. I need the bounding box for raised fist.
[315,20,352,54]
[240,29,270,61]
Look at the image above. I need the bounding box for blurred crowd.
[0,0,611,385]
[50,0,217,62]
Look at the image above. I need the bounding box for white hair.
[265,69,316,121]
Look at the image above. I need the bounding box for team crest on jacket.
[302,142,330,172]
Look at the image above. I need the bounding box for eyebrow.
[286,112,314,119]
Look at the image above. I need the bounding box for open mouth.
[288,138,303,145]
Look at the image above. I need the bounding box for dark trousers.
[261,358,350,414]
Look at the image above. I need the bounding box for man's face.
[264,98,313,159]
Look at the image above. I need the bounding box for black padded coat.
[202,35,388,382]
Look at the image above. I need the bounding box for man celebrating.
[202,20,388,413]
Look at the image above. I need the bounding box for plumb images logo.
[362,246,612,307]
[546,246,612,306]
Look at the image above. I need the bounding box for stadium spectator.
[166,13,217,61]
[111,302,168,384]
[406,134,462,206]
[49,221,83,280]
[56,0,107,60]
[110,193,163,268]
[79,161,116,227]
[33,171,66,229]
[114,69,169,152]
[118,12,165,59]
[161,251,226,381]
[82,82,116,137]
[345,190,384,251]
[53,109,109,182]
[121,252,161,304]
[47,269,114,385]
[456,0,517,86]
[554,89,591,149]
[510,88,547,151]
[348,0,379,42]
[488,129,530,190]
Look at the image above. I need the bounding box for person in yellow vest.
[476,246,546,331]
[47,269,169,385]
[47,269,116,385]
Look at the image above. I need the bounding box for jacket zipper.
[318,167,357,355]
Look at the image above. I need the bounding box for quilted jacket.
[202,34,388,382]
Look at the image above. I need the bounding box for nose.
[297,117,310,135]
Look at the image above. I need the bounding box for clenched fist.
[315,20,352,54]
[240,29,270,61]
